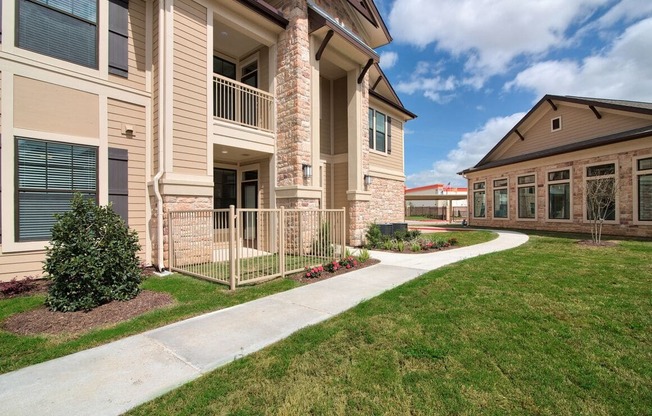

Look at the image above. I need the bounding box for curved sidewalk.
[0,231,528,416]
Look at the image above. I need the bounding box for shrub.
[45,194,143,312]
[383,239,396,251]
[410,241,421,252]
[339,256,358,269]
[325,260,342,273]
[312,222,333,257]
[365,223,383,248]
[396,240,405,252]
[0,277,36,297]
[357,248,370,263]
[448,237,459,246]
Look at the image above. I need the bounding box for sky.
[372,0,652,188]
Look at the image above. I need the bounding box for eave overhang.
[370,90,417,120]
[308,1,379,66]
[235,0,288,28]
[459,125,652,175]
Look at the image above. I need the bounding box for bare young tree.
[585,174,618,244]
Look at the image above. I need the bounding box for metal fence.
[213,73,274,133]
[406,206,468,219]
[168,207,346,289]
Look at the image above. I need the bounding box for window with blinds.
[16,0,98,69]
[16,138,97,241]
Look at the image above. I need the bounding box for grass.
[128,233,652,415]
[0,274,300,374]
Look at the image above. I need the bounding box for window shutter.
[109,0,129,77]
[387,116,392,154]
[108,147,129,224]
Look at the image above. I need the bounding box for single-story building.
[460,95,652,237]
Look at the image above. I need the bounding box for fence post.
[280,207,285,277]
[229,205,236,290]
[168,211,173,271]
[341,207,346,257]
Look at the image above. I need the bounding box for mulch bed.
[2,290,175,337]
[287,258,380,284]
[576,240,619,247]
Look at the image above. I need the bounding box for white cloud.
[395,61,458,103]
[406,113,526,187]
[505,17,652,101]
[379,51,399,69]
[389,0,608,81]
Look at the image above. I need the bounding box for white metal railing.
[168,207,346,288]
[213,73,274,133]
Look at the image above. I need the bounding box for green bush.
[365,223,383,248]
[44,194,143,312]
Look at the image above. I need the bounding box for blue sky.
[371,0,652,187]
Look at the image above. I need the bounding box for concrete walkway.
[0,231,528,416]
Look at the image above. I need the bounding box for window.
[16,138,97,241]
[548,169,571,220]
[368,109,391,154]
[517,174,536,219]
[636,157,652,221]
[109,0,129,77]
[473,182,486,218]
[551,116,562,131]
[493,178,508,218]
[585,163,616,222]
[16,0,98,69]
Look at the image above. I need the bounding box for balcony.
[213,73,274,133]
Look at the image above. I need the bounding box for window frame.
[546,167,572,222]
[368,107,388,154]
[551,116,562,132]
[15,137,99,242]
[583,161,618,224]
[472,181,486,219]
[516,173,537,221]
[633,155,652,224]
[492,177,509,219]
[15,0,100,70]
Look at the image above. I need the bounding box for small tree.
[585,175,618,245]
[45,193,143,312]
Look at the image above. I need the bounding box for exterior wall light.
[302,164,312,179]
[364,174,372,186]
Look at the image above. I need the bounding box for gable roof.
[236,0,288,28]
[460,95,652,175]
[369,63,417,120]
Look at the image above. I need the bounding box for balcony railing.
[213,73,274,133]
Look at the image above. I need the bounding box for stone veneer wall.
[275,0,312,187]
[149,195,213,269]
[468,147,652,237]
[367,177,406,225]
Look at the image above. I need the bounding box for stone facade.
[467,145,652,238]
[368,177,406,224]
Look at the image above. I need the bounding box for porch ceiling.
[214,19,261,59]
[213,144,270,164]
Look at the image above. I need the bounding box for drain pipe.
[153,169,165,271]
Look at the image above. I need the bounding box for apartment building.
[0,0,415,281]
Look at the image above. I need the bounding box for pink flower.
[318,266,324,272]
[306,273,310,277]
[346,264,351,269]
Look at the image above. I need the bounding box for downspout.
[153,0,168,271]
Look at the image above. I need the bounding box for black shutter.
[109,0,129,77]
[387,116,392,154]
[108,147,129,224]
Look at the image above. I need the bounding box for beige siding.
[258,47,270,93]
[333,77,348,154]
[172,0,207,175]
[258,158,271,209]
[369,113,404,173]
[333,162,348,210]
[152,0,160,175]
[109,0,147,91]
[320,77,332,154]
[498,104,652,160]
[14,76,99,138]
[108,99,147,257]
[323,162,331,209]
[0,250,47,282]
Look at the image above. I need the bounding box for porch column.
[310,36,321,190]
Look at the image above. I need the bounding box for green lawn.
[0,275,299,374]
[128,234,652,416]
